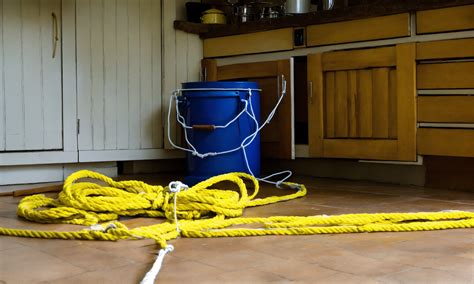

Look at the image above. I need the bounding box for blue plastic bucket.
[179,81,260,185]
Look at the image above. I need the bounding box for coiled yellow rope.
[1,170,473,249]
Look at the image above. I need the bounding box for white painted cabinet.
[0,0,62,151]
[0,0,199,185]
[75,0,180,162]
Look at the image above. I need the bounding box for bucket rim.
[182,81,259,90]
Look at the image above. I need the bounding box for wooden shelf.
[174,21,213,35]
[174,0,474,38]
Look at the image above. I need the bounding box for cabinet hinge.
[77,119,80,135]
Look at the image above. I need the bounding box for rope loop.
[168,181,189,193]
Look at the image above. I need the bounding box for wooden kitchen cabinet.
[307,43,417,161]
[202,58,294,159]
[306,13,410,47]
[416,38,474,158]
[203,28,294,58]
[416,5,474,34]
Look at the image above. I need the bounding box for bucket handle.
[176,94,250,131]
[192,124,215,131]
[168,93,258,158]
[167,81,286,160]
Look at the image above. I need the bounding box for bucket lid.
[202,8,225,15]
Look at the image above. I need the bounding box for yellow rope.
[1,170,473,249]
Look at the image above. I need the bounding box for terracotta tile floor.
[1,174,473,283]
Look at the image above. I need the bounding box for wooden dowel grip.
[192,125,215,131]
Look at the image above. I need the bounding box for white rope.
[140,181,188,284]
[140,244,174,284]
[168,181,189,234]
[167,79,294,186]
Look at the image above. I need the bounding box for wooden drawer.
[306,13,410,47]
[203,28,293,58]
[418,96,474,123]
[418,128,474,157]
[416,38,474,60]
[417,61,474,89]
[417,5,474,34]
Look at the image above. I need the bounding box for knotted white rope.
[139,181,188,284]
[168,181,189,234]
[140,244,174,284]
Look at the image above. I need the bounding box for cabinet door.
[202,59,294,159]
[0,0,62,151]
[307,44,416,161]
[76,0,164,161]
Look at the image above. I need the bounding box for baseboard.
[120,159,186,174]
[262,158,426,186]
[63,162,118,178]
[0,162,118,186]
[0,165,64,186]
[424,156,474,191]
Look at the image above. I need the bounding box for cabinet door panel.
[254,77,279,143]
[308,44,416,161]
[388,70,398,139]
[348,70,358,138]
[324,72,335,138]
[334,71,348,138]
[0,2,3,150]
[77,0,163,156]
[357,69,373,138]
[0,0,62,152]
[203,59,294,159]
[372,68,390,138]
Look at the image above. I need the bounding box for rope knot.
[168,181,189,235]
[168,181,189,193]
[164,244,174,253]
[90,223,117,233]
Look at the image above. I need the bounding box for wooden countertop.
[175,0,474,39]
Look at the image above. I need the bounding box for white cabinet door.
[0,0,62,151]
[76,0,173,162]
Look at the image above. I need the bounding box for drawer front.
[203,28,293,58]
[306,13,410,47]
[417,62,474,89]
[416,38,474,60]
[416,5,474,34]
[418,128,474,157]
[418,96,474,123]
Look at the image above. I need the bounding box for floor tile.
[46,263,150,284]
[378,267,473,284]
[158,258,226,283]
[0,246,85,283]
[215,268,287,283]
[0,236,24,251]
[257,258,337,281]
[44,244,136,272]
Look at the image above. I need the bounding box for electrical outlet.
[294,28,305,47]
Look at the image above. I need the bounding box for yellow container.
[201,8,226,24]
